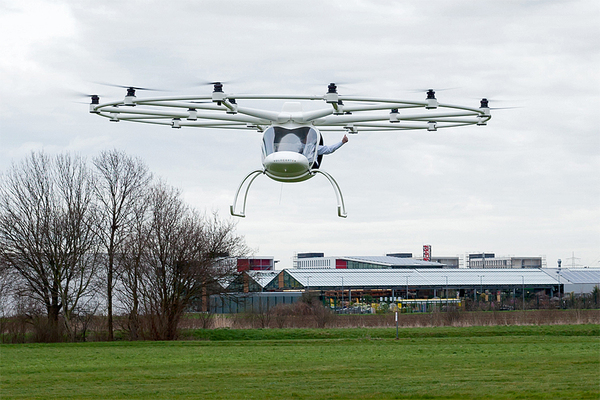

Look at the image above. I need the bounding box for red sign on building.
[423,245,431,261]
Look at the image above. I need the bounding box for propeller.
[408,87,458,93]
[193,80,240,91]
[323,81,358,92]
[478,98,521,110]
[488,106,521,110]
[93,82,166,99]
[95,82,164,91]
[68,91,102,104]
[302,80,357,94]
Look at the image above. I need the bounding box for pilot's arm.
[318,135,348,155]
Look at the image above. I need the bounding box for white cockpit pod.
[261,127,318,164]
[261,126,317,181]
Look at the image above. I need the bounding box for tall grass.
[180,309,599,330]
[3,309,599,343]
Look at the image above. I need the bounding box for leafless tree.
[114,192,151,340]
[138,183,247,340]
[0,261,16,336]
[93,149,151,340]
[0,152,101,341]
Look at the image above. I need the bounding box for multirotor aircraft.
[89,83,492,218]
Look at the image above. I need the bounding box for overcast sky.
[1,0,598,269]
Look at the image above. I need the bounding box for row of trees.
[0,150,247,341]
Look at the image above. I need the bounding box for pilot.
[312,134,348,169]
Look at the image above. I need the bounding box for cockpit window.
[262,127,318,164]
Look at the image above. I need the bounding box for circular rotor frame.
[90,89,491,133]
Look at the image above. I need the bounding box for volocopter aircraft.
[89,83,492,218]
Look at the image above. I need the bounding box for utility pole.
[443,276,448,309]
[395,311,399,340]
[341,276,344,309]
[521,275,525,311]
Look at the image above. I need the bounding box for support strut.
[230,169,264,217]
[311,169,347,218]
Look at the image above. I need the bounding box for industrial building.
[467,253,543,269]
[237,257,275,272]
[293,248,543,270]
[210,266,600,314]
[295,255,445,269]
[263,268,562,294]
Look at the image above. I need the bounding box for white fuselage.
[260,121,321,183]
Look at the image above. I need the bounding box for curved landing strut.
[309,169,347,218]
[230,170,264,218]
[229,169,347,218]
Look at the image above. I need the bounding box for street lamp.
[341,276,344,309]
[442,275,448,308]
[521,275,525,311]
[556,271,561,309]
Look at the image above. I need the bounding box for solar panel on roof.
[559,270,600,284]
[283,268,559,288]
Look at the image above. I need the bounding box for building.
[237,257,275,272]
[210,267,600,313]
[547,268,600,295]
[467,253,543,269]
[295,255,445,269]
[430,257,460,269]
[264,268,561,294]
[226,270,279,293]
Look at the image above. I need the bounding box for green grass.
[2,325,599,399]
[184,324,599,341]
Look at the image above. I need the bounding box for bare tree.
[0,152,101,341]
[139,183,247,340]
[0,261,16,337]
[93,149,151,341]
[115,192,151,340]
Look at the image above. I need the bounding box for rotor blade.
[94,82,165,91]
[408,87,459,93]
[70,90,104,98]
[193,79,238,86]
[471,97,514,103]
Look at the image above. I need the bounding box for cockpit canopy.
[262,126,319,166]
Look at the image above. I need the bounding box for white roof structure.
[296,255,444,269]
[250,271,280,288]
[278,268,561,289]
[543,268,600,294]
[544,268,600,284]
[345,256,444,267]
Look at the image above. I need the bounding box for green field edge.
[2,324,598,347]
[185,323,600,341]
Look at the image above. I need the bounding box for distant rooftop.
[344,255,442,267]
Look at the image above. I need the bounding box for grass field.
[2,325,598,399]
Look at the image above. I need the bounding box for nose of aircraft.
[263,151,310,178]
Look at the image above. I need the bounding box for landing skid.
[230,169,264,218]
[229,169,347,218]
[309,169,347,218]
